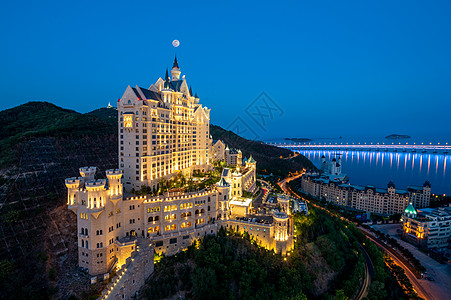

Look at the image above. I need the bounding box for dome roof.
[404,203,417,215]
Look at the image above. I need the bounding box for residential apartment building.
[301,173,430,215]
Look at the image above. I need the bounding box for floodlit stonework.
[66,57,295,280]
[212,140,225,161]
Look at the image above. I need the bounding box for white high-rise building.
[118,56,212,191]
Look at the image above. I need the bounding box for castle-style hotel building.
[66,58,294,279]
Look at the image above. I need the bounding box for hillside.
[0,102,116,168]
[210,125,316,175]
[0,102,118,299]
[87,107,118,126]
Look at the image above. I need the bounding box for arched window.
[187,212,192,217]
[148,216,153,222]
[86,241,89,249]
[155,216,159,221]
[195,209,199,215]
[82,240,84,247]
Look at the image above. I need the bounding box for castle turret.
[85,179,107,209]
[273,211,292,254]
[171,55,181,81]
[388,180,396,196]
[79,166,96,181]
[273,211,289,242]
[65,177,81,207]
[216,178,231,220]
[106,169,123,199]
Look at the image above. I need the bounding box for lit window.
[124,114,133,128]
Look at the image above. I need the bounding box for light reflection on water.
[298,150,450,195]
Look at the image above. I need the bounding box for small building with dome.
[402,203,451,249]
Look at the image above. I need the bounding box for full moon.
[172,40,180,47]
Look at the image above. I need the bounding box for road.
[278,173,303,194]
[364,233,434,300]
[354,245,373,300]
[373,224,451,300]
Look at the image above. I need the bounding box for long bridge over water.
[268,142,450,154]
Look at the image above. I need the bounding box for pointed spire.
[165,68,169,81]
[173,55,179,69]
[189,86,193,96]
[194,92,198,98]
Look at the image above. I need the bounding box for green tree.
[191,267,217,299]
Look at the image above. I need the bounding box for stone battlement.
[106,169,123,176]
[85,179,106,189]
[65,177,81,188]
[79,166,97,179]
[273,211,288,220]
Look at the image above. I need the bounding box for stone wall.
[98,239,154,300]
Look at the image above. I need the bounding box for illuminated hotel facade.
[66,57,294,279]
[118,56,212,192]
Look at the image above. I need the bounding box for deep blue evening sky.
[1,0,450,141]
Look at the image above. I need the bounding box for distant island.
[385,134,411,139]
[285,137,312,142]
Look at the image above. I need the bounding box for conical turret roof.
[247,155,256,163]
[173,55,179,69]
[404,203,417,215]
